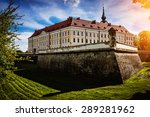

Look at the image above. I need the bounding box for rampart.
[37,43,142,85]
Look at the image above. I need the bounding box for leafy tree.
[0,0,21,73]
[137,31,150,50]
[16,50,23,54]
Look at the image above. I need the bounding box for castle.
[28,7,137,54]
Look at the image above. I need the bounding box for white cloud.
[104,0,150,34]
[15,32,33,52]
[64,0,80,7]
[23,19,45,29]
[15,0,150,52]
[17,6,45,30]
[31,5,68,24]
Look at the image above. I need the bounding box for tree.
[0,0,21,72]
[137,31,150,50]
[16,50,23,54]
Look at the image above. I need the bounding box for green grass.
[0,62,150,100]
[0,71,59,100]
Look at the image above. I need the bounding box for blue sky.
[1,0,150,51]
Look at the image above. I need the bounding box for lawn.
[0,62,150,100]
[0,71,59,100]
[44,62,150,100]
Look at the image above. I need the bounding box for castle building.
[28,7,136,53]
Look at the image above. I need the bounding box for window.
[68,31,69,35]
[94,40,96,43]
[73,31,76,35]
[104,34,106,38]
[81,39,84,43]
[81,32,84,36]
[90,39,92,43]
[77,31,80,36]
[101,34,103,38]
[86,32,88,36]
[90,33,92,37]
[73,38,76,42]
[68,38,70,43]
[78,38,80,43]
[86,39,88,43]
[93,33,95,37]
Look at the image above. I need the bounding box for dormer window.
[108,23,111,26]
[91,20,96,24]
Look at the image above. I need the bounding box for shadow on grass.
[14,62,118,93]
[130,90,150,100]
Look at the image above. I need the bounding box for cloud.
[17,5,45,30]
[102,0,150,34]
[31,4,68,24]
[12,0,150,51]
[64,0,80,7]
[15,32,33,52]
[22,19,45,29]
[132,0,150,9]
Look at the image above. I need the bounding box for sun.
[132,0,150,9]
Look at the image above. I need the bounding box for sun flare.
[132,0,150,9]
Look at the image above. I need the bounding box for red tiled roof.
[30,17,132,38]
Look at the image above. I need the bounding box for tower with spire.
[101,5,107,23]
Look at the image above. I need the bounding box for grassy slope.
[0,62,150,100]
[0,71,59,100]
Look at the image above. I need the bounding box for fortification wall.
[38,49,142,85]
[115,53,142,80]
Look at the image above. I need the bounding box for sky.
[0,0,150,52]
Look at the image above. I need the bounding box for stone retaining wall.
[38,49,142,85]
